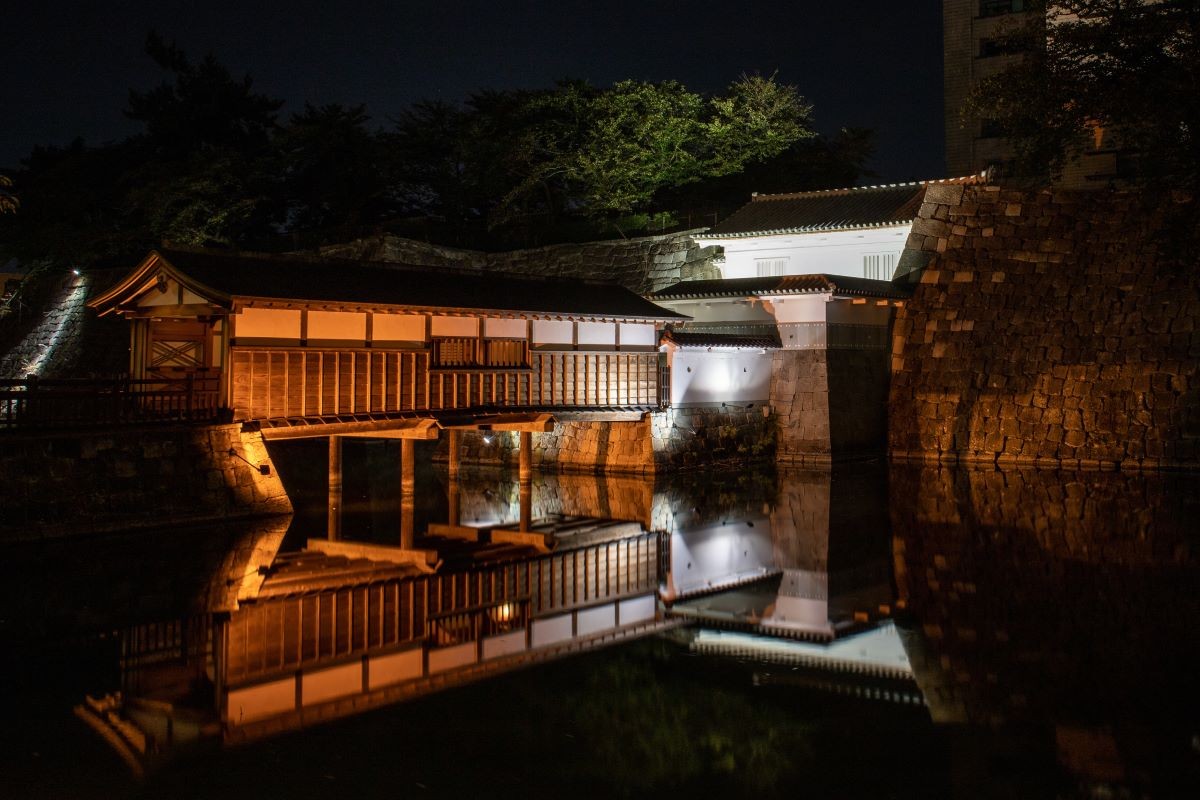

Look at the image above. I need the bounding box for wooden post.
[519,430,532,532]
[400,438,415,549]
[447,429,460,480]
[448,478,460,528]
[519,430,532,482]
[328,435,343,540]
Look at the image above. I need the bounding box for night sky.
[4,1,945,182]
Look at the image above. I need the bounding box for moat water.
[4,440,1200,798]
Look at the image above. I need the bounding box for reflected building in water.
[77,459,921,770]
[69,455,1200,794]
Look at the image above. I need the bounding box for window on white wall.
[755,258,787,277]
[863,253,897,280]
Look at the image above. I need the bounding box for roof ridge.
[156,245,627,288]
[749,172,988,202]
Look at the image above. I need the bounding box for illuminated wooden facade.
[90,249,685,423]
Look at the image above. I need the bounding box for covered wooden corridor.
[88,248,684,428]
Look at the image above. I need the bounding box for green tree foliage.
[0,36,865,267]
[969,0,1200,186]
[490,75,813,230]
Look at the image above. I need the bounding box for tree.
[272,103,396,237]
[0,174,16,214]
[486,75,814,231]
[968,0,1200,186]
[126,31,282,158]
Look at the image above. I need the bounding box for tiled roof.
[662,329,781,349]
[98,248,687,321]
[700,175,986,238]
[651,274,912,301]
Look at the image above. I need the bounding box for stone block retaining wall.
[890,185,1200,468]
[321,229,721,294]
[439,406,775,475]
[0,424,292,540]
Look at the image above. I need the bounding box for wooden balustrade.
[0,375,220,430]
[229,346,661,421]
[223,532,662,685]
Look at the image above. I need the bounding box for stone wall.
[0,268,128,380]
[771,350,830,462]
[320,229,721,294]
[891,463,1200,731]
[438,406,775,475]
[889,184,1200,468]
[771,348,889,463]
[0,424,292,540]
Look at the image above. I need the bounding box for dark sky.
[3,1,945,181]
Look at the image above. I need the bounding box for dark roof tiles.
[155,248,685,320]
[652,274,912,301]
[702,176,985,238]
[662,330,781,350]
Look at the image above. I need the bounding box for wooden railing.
[223,531,663,685]
[229,346,661,421]
[426,598,531,647]
[0,375,221,430]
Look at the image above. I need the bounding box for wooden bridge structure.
[87,248,682,432]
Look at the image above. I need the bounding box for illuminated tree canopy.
[0,34,869,266]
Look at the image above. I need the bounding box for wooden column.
[448,478,461,528]
[519,430,532,531]
[447,429,460,480]
[327,435,343,540]
[518,431,532,482]
[400,439,415,549]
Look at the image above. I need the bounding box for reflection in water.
[890,463,1200,794]
[10,452,1200,796]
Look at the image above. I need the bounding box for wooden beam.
[305,539,440,573]
[260,417,440,440]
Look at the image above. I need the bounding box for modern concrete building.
[943,0,1126,186]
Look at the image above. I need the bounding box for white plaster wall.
[576,604,616,637]
[665,518,775,599]
[670,349,772,405]
[533,319,573,345]
[373,314,426,342]
[427,642,477,673]
[483,318,527,339]
[482,630,528,660]
[368,648,424,689]
[233,308,302,339]
[308,311,366,341]
[137,277,208,308]
[698,225,911,280]
[226,677,295,724]
[531,614,573,648]
[618,595,656,625]
[767,295,829,324]
[301,662,361,706]
[619,323,656,347]
[577,321,615,347]
[431,316,479,338]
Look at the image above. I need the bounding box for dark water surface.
[4,445,1200,798]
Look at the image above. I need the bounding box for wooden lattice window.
[433,338,477,367]
[485,339,528,367]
